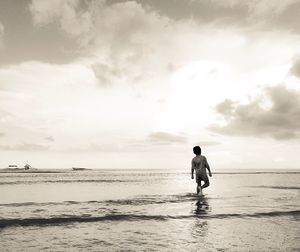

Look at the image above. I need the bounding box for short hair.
[193,146,201,155]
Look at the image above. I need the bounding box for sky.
[0,0,300,169]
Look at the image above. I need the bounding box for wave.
[0,179,138,185]
[250,186,300,190]
[0,210,299,229]
[0,198,196,208]
[0,194,205,208]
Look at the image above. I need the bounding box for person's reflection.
[194,196,210,215]
[190,196,210,249]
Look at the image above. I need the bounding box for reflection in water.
[190,196,210,245]
[195,196,210,215]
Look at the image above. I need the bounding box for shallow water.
[0,169,299,251]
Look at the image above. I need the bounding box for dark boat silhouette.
[72,167,89,171]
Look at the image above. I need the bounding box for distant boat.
[24,163,31,170]
[8,165,18,169]
[72,167,88,171]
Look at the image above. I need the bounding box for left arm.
[205,157,212,177]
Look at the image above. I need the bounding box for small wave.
[0,194,200,207]
[0,214,166,229]
[0,210,299,229]
[0,179,137,185]
[215,172,300,174]
[250,186,300,190]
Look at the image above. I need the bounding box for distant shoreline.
[0,168,299,174]
[0,169,70,173]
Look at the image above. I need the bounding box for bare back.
[192,155,209,175]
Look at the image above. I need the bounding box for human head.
[193,146,201,155]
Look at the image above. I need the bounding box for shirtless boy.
[191,146,212,195]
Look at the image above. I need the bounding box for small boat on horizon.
[6,163,32,170]
[7,164,19,169]
[24,163,31,170]
[72,167,89,171]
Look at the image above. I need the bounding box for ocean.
[0,169,299,251]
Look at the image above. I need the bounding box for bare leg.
[201,181,210,189]
[197,181,201,194]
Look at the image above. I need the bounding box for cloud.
[28,0,300,90]
[215,99,236,118]
[290,58,300,78]
[148,132,187,144]
[211,85,300,140]
[85,143,132,152]
[0,21,4,48]
[138,0,300,32]
[0,143,50,151]
[274,1,300,34]
[78,133,188,152]
[44,136,55,142]
[29,0,172,86]
[29,0,92,37]
[194,141,220,147]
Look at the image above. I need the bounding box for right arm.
[191,160,195,179]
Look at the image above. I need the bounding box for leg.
[201,180,210,189]
[197,181,201,194]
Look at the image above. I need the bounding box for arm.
[191,160,195,179]
[205,157,212,177]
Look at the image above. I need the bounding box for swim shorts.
[196,171,209,184]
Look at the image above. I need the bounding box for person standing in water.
[191,146,212,195]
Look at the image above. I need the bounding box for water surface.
[0,169,299,251]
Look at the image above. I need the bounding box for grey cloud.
[0,21,4,48]
[274,1,300,34]
[44,136,55,142]
[215,99,235,118]
[0,143,50,151]
[91,63,125,86]
[76,142,149,152]
[194,141,220,147]
[148,132,187,144]
[0,0,78,66]
[27,0,300,88]
[290,58,300,78]
[85,132,188,152]
[69,133,188,153]
[136,0,248,24]
[27,0,178,86]
[88,143,124,152]
[210,85,300,140]
[135,0,300,34]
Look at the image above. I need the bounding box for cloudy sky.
[0,0,300,169]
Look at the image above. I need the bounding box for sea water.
[0,169,299,251]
